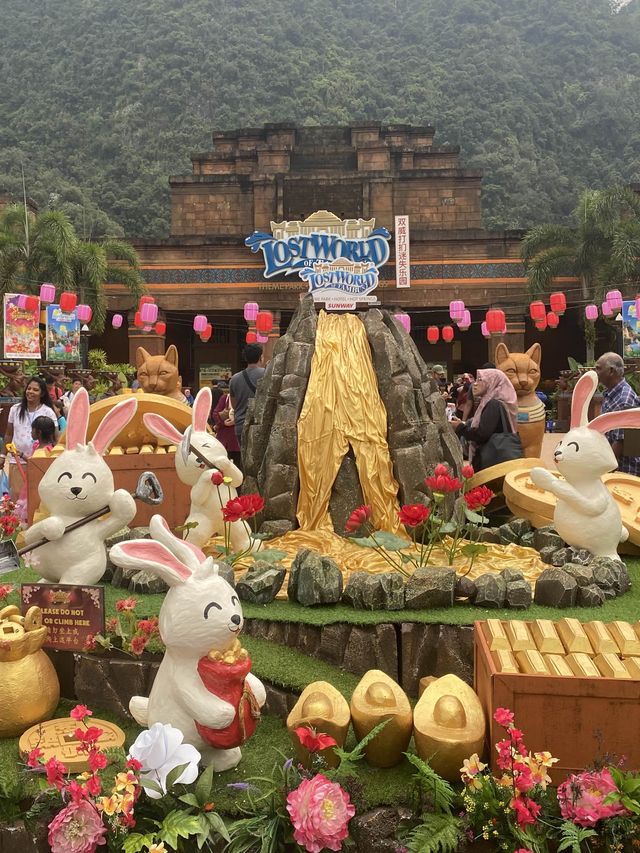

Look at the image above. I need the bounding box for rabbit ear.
[589,407,640,435]
[570,371,598,428]
[109,539,192,586]
[149,514,205,568]
[143,413,184,445]
[192,387,212,432]
[66,387,90,449]
[91,397,138,454]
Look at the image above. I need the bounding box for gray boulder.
[505,579,532,609]
[343,572,405,610]
[288,549,343,606]
[534,568,578,608]
[562,563,594,588]
[454,575,477,600]
[500,568,524,584]
[405,568,456,609]
[533,526,563,552]
[237,562,285,604]
[591,557,630,594]
[472,574,507,609]
[476,527,501,544]
[577,584,605,607]
[259,519,294,538]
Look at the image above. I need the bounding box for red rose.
[424,473,462,494]
[70,704,92,722]
[211,471,224,486]
[461,463,475,479]
[345,505,372,533]
[398,504,431,528]
[222,493,264,522]
[433,463,449,477]
[464,485,494,511]
[294,725,338,753]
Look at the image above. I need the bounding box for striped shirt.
[601,379,640,476]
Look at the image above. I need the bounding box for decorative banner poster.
[245,210,391,310]
[46,303,81,362]
[3,294,41,359]
[395,215,411,288]
[622,300,640,358]
[21,583,105,652]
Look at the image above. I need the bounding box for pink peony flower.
[286,774,355,852]
[48,800,106,853]
[494,707,515,728]
[70,704,93,722]
[558,769,629,827]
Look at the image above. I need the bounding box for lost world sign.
[245,210,391,306]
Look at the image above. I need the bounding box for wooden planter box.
[474,621,640,784]
[27,453,191,528]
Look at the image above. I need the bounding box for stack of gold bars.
[484,618,640,679]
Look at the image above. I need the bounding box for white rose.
[128,722,201,799]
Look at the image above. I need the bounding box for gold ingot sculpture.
[505,620,536,652]
[594,654,632,680]
[286,682,351,769]
[0,605,60,737]
[350,670,412,768]
[557,618,593,655]
[515,649,549,675]
[491,649,519,674]
[609,622,640,657]
[583,622,618,656]
[544,655,575,678]
[483,620,511,651]
[565,653,601,678]
[531,620,564,655]
[413,674,485,782]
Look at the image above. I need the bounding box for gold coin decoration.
[19,718,126,772]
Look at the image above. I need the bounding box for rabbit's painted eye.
[82,472,97,483]
[231,595,239,606]
[203,602,222,619]
[567,441,580,452]
[57,472,72,482]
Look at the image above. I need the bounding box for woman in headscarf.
[450,368,519,470]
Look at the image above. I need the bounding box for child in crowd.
[31,415,57,452]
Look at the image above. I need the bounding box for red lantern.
[546,311,559,328]
[201,323,213,342]
[246,331,258,344]
[256,311,273,334]
[442,325,454,343]
[134,311,143,328]
[426,326,439,344]
[549,292,566,315]
[529,301,546,321]
[535,317,547,331]
[154,321,166,335]
[139,295,155,307]
[486,309,506,335]
[60,291,77,313]
[24,295,39,312]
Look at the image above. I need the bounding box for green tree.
[521,186,640,359]
[0,204,145,331]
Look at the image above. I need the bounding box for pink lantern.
[394,312,411,333]
[76,304,92,323]
[40,282,56,303]
[244,302,259,322]
[140,302,158,324]
[449,300,465,322]
[602,301,613,317]
[193,314,208,333]
[442,325,455,343]
[606,289,623,310]
[143,325,152,332]
[257,333,269,344]
[16,295,27,309]
[457,309,471,330]
[481,321,490,338]
[112,314,123,329]
[585,304,598,321]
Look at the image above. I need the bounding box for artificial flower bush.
[346,462,493,575]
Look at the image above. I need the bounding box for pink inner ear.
[143,413,184,445]
[192,388,212,432]
[92,397,137,454]
[119,541,191,581]
[155,515,206,562]
[66,388,90,448]
[589,408,640,434]
[570,372,598,429]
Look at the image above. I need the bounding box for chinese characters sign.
[21,584,104,651]
[394,215,411,289]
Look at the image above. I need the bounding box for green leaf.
[404,753,456,815]
[164,762,190,791]
[557,821,597,853]
[373,530,412,550]
[459,542,488,558]
[158,809,202,849]
[205,810,231,843]
[248,532,274,541]
[122,834,157,853]
[195,761,215,806]
[350,535,378,548]
[333,719,389,770]
[253,548,287,563]
[139,775,165,796]
[403,813,462,853]
[463,507,486,524]
[178,792,201,807]
[438,521,457,534]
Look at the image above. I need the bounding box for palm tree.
[521,186,640,360]
[0,203,145,331]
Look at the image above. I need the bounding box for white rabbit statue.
[143,387,255,554]
[23,388,138,584]
[530,370,640,560]
[109,514,266,771]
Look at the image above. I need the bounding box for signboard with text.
[21,583,104,651]
[46,304,81,362]
[3,294,41,359]
[245,210,391,309]
[622,300,640,358]
[394,215,411,288]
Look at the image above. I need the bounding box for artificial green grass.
[4,560,640,627]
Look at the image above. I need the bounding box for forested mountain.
[1,0,639,238]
